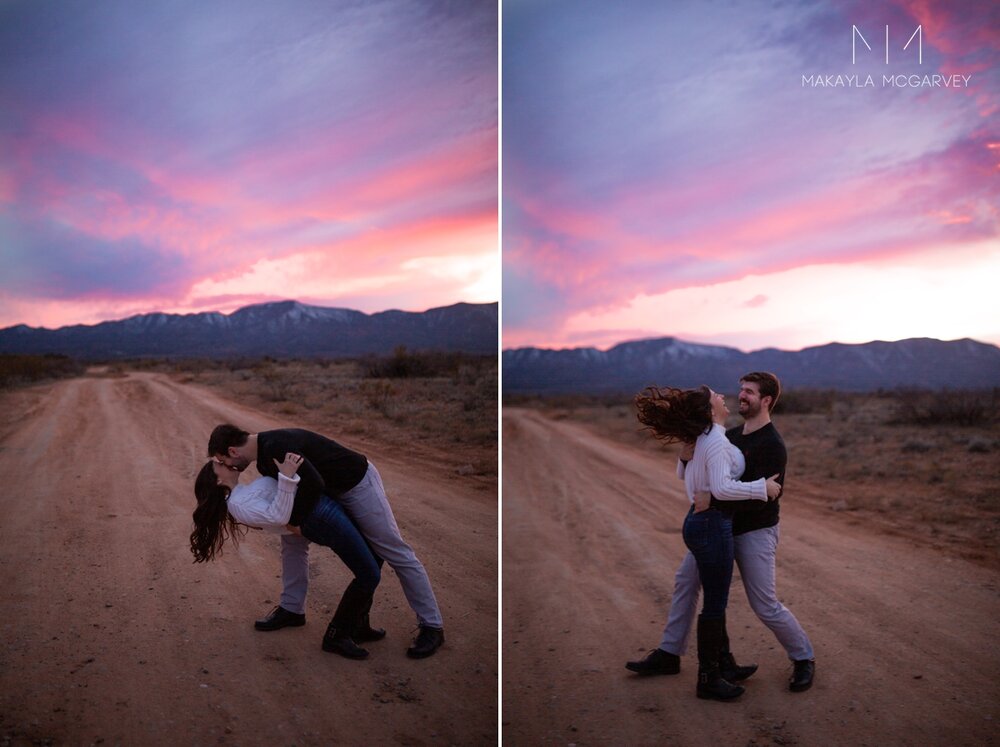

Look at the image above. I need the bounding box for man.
[626,372,815,692]
[208,424,445,659]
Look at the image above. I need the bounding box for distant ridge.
[503,336,1000,393]
[0,301,497,359]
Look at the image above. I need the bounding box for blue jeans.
[299,495,382,632]
[682,507,734,621]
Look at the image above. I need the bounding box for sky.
[0,0,498,330]
[503,0,999,352]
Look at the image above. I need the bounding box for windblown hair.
[207,424,249,458]
[740,371,781,412]
[634,385,714,444]
[190,461,245,563]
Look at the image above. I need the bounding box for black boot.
[718,614,757,682]
[353,593,386,643]
[322,622,369,659]
[321,580,370,659]
[789,659,815,692]
[625,648,680,676]
[354,613,386,643]
[696,616,744,701]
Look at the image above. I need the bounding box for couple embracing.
[190,424,445,660]
[626,372,815,700]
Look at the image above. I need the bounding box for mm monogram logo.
[852,25,923,64]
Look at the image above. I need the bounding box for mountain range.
[503,336,1000,393]
[0,301,497,359]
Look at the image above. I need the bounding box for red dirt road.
[0,374,497,745]
[502,408,999,746]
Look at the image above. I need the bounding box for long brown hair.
[634,385,713,444]
[190,461,246,563]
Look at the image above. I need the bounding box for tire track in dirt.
[0,373,496,746]
[502,407,999,746]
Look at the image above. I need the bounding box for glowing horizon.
[0,1,498,331]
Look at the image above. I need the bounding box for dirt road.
[502,408,999,746]
[0,373,497,746]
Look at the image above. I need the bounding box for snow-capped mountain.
[503,336,1000,393]
[0,301,497,359]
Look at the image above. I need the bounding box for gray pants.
[279,462,444,629]
[658,524,814,661]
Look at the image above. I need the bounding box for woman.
[634,385,780,700]
[191,451,383,660]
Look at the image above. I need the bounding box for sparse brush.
[0,354,84,389]
[773,389,838,415]
[364,347,493,380]
[359,379,395,415]
[889,389,995,427]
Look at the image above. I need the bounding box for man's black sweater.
[723,422,787,536]
[255,428,369,526]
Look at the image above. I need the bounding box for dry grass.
[0,354,85,388]
[513,391,1000,570]
[164,355,498,480]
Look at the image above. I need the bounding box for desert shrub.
[359,379,394,415]
[889,389,995,427]
[901,440,933,453]
[364,347,492,380]
[257,362,289,402]
[369,347,436,378]
[170,357,221,374]
[0,354,84,388]
[773,389,837,415]
[967,438,992,454]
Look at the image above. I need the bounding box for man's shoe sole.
[406,645,443,659]
[255,619,306,631]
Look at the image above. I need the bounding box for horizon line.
[501,333,999,356]
[3,297,499,333]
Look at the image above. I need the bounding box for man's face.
[738,381,766,418]
[215,448,251,472]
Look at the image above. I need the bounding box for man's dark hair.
[208,424,250,457]
[740,371,781,412]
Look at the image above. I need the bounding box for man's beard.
[739,400,761,418]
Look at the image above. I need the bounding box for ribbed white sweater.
[676,423,767,503]
[226,472,301,533]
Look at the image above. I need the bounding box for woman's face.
[212,460,239,490]
[709,389,729,422]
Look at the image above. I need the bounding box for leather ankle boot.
[354,613,386,643]
[718,614,757,682]
[696,616,744,701]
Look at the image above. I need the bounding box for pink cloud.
[510,128,996,313]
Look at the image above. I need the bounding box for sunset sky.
[503,0,999,352]
[0,0,497,330]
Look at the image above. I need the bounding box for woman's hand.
[275,452,304,478]
[693,490,712,513]
[765,473,782,499]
